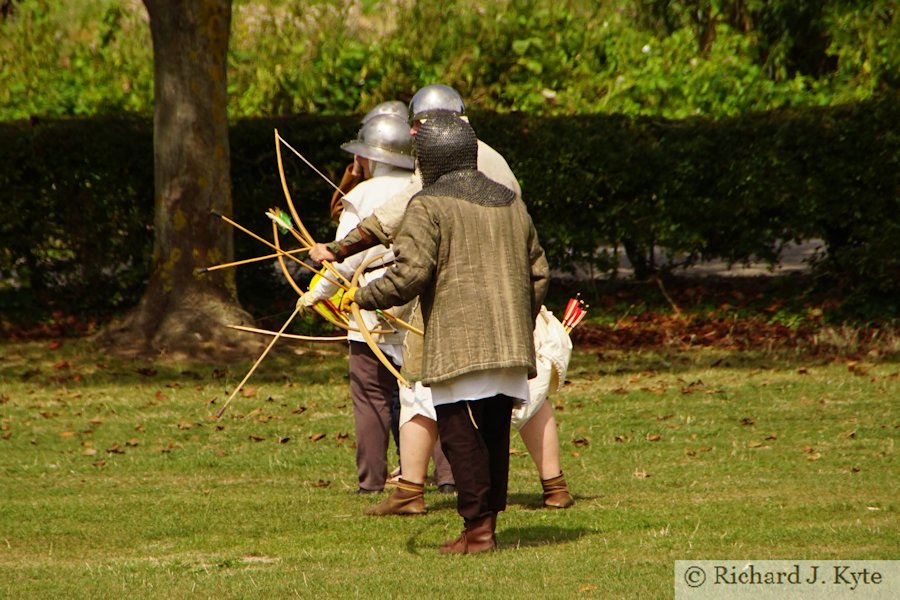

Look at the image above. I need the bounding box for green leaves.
[1,1,894,121]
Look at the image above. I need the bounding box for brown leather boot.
[439,513,496,555]
[541,472,574,509]
[364,479,426,516]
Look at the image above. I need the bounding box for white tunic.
[306,162,414,364]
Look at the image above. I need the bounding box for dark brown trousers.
[435,395,514,521]
[432,438,454,486]
[348,342,399,491]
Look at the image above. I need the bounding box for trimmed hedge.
[1,94,897,321]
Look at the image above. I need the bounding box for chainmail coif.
[414,112,517,207]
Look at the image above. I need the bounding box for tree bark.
[98,0,261,361]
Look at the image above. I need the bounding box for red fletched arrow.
[562,295,589,333]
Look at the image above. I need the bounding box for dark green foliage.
[1,95,897,325]
[0,117,154,317]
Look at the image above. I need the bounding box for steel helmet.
[361,100,408,124]
[408,84,465,122]
[340,114,415,170]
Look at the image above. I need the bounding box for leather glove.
[339,286,357,313]
[296,292,318,315]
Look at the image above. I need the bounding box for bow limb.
[349,254,411,388]
[275,128,316,247]
[277,129,348,197]
[376,309,424,337]
[273,129,352,290]
[351,302,409,388]
[270,219,355,328]
[273,221,306,297]
[273,222,399,335]
[227,324,347,343]
[216,305,302,419]
[213,210,347,290]
[271,221,360,328]
[198,246,310,274]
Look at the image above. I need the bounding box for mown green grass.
[1,339,897,599]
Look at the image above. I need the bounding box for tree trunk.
[98,0,261,361]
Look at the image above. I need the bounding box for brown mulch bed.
[571,314,814,352]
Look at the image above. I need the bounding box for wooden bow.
[273,127,423,339]
[274,129,350,290]
[349,253,411,388]
[215,304,302,418]
[227,324,347,343]
[213,129,427,416]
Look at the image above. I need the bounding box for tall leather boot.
[439,513,496,555]
[364,479,426,516]
[541,472,574,509]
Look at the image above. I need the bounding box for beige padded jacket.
[355,191,549,385]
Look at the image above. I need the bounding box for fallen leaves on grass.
[685,446,713,457]
[802,445,822,461]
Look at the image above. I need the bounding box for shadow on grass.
[420,492,598,513]
[497,524,596,549]
[505,491,599,511]
[399,492,596,554]
[402,520,594,554]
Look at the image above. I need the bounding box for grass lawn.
[0,337,897,599]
